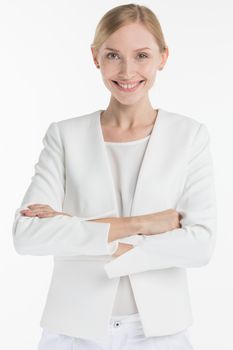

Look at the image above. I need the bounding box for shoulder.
[160,108,202,129]
[56,110,99,129]
[160,108,209,141]
[46,110,100,141]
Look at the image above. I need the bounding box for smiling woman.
[12,3,217,350]
[90,18,168,109]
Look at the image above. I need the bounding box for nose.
[119,58,137,77]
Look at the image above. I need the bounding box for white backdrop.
[0,0,232,349]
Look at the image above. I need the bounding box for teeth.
[117,82,140,89]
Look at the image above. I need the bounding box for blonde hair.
[91,3,167,57]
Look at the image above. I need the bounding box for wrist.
[129,215,146,235]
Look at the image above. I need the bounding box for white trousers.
[37,312,194,350]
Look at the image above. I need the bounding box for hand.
[112,242,134,257]
[20,204,72,218]
[141,209,182,236]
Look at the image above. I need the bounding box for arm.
[104,123,217,278]
[12,122,124,256]
[94,212,179,256]
[94,215,145,257]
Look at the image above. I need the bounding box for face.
[91,22,168,105]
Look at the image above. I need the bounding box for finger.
[37,212,57,218]
[28,204,51,209]
[20,209,67,218]
[36,211,65,217]
[22,208,52,214]
[21,210,37,217]
[21,209,54,216]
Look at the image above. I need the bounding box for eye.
[106,52,120,60]
[137,53,148,59]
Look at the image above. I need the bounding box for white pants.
[37,312,194,349]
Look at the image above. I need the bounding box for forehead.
[101,22,159,51]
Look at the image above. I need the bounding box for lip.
[111,80,145,92]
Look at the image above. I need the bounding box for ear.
[159,46,169,70]
[91,47,99,68]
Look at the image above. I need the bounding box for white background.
[0,0,232,349]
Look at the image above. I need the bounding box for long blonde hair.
[91,3,167,56]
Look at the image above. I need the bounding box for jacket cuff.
[103,245,149,278]
[79,213,119,256]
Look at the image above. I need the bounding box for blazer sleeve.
[12,122,119,256]
[104,123,217,278]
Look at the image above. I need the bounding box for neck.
[101,96,158,129]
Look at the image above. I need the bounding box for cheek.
[100,65,117,81]
[100,58,117,71]
[142,65,158,78]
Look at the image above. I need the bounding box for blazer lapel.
[68,110,119,220]
[129,108,163,216]
[129,108,187,216]
[93,108,167,219]
[94,110,120,217]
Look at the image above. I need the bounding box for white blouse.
[104,134,151,316]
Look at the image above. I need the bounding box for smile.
[112,80,145,92]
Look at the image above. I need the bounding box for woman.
[12,4,217,350]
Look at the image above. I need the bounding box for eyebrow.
[104,47,152,52]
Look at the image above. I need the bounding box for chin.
[112,95,146,106]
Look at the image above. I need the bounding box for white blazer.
[12,108,217,340]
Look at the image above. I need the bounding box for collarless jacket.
[12,108,217,340]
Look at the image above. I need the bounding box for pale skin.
[20,22,182,257]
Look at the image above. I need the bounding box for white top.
[105,134,151,316]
